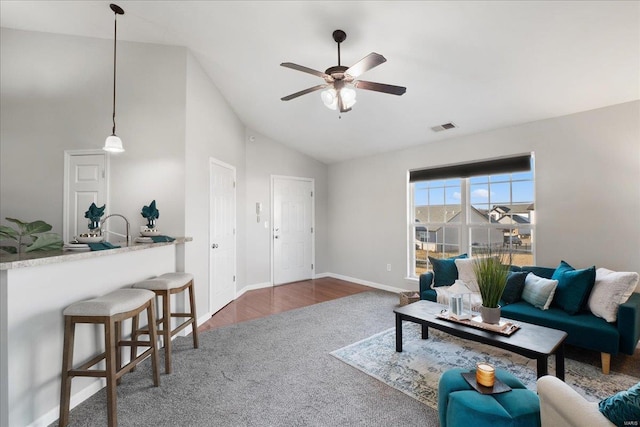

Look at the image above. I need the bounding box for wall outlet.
[386,264,391,271]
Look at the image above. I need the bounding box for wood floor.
[198,277,374,332]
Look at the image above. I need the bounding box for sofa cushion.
[501,301,620,355]
[598,382,640,426]
[429,254,468,287]
[522,273,558,310]
[521,266,555,279]
[588,268,639,323]
[501,271,528,305]
[551,260,596,315]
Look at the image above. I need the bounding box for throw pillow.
[551,260,596,315]
[588,268,639,323]
[599,382,640,426]
[454,258,479,292]
[522,273,558,310]
[501,271,528,305]
[428,254,468,288]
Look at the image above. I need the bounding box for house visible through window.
[409,155,535,278]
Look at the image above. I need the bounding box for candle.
[476,362,495,387]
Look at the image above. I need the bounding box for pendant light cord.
[112,11,118,135]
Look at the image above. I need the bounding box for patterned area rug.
[331,323,639,409]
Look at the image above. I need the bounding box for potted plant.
[0,217,63,254]
[473,249,510,324]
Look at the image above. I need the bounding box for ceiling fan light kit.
[281,29,406,113]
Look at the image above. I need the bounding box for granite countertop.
[0,237,192,270]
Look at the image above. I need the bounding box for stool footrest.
[69,369,107,378]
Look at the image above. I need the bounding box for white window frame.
[408,160,535,279]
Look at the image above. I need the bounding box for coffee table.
[394,300,567,380]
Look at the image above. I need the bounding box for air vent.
[431,122,457,132]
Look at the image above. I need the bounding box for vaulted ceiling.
[2,1,638,163]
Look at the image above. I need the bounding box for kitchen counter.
[0,237,192,427]
[0,236,192,270]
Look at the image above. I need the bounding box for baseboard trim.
[321,273,412,293]
[236,281,272,299]
[28,381,105,427]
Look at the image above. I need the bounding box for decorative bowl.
[75,235,104,243]
[140,230,161,237]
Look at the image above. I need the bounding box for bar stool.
[132,272,199,374]
[59,288,160,427]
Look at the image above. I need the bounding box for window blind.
[409,154,531,183]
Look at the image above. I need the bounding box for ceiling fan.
[280,30,407,113]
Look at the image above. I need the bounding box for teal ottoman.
[438,368,540,427]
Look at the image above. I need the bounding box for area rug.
[331,322,640,409]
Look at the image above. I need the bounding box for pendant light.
[103,4,125,153]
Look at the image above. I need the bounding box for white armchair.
[537,375,614,427]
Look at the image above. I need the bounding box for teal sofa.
[419,265,640,374]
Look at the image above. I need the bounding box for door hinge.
[233,228,236,235]
[311,264,314,270]
[310,191,313,197]
[311,227,314,233]
[233,181,236,188]
[233,275,236,282]
[102,169,105,178]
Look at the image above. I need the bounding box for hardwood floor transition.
[198,277,374,332]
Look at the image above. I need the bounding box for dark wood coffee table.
[394,300,567,380]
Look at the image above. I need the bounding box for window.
[409,155,535,278]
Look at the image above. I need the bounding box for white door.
[209,159,236,314]
[63,151,107,243]
[272,177,314,285]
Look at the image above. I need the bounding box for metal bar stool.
[59,289,160,427]
[132,272,199,374]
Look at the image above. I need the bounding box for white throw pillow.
[522,273,558,310]
[454,258,479,292]
[587,268,639,322]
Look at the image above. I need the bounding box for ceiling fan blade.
[281,84,327,101]
[345,53,387,78]
[354,80,407,96]
[280,62,328,79]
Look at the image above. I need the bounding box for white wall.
[328,101,640,290]
[244,130,328,287]
[0,28,187,238]
[184,52,246,316]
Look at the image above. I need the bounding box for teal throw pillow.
[501,271,528,305]
[428,254,468,287]
[599,382,640,427]
[551,260,596,315]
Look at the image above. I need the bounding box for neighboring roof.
[491,204,535,214]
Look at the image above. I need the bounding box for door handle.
[211,243,219,249]
[274,235,279,239]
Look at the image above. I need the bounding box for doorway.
[271,176,315,285]
[209,158,237,314]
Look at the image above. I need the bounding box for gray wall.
[244,130,328,286]
[184,52,246,315]
[0,28,187,237]
[328,101,640,290]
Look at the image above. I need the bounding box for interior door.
[63,152,107,243]
[272,177,314,285]
[209,159,236,314]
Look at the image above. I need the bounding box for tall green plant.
[0,218,63,254]
[473,250,510,308]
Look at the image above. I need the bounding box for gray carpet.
[53,290,438,427]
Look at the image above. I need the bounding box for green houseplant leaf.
[0,217,63,254]
[473,250,510,308]
[25,233,64,252]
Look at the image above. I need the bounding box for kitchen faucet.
[100,214,130,244]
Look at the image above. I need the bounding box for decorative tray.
[436,312,520,336]
[461,372,512,394]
